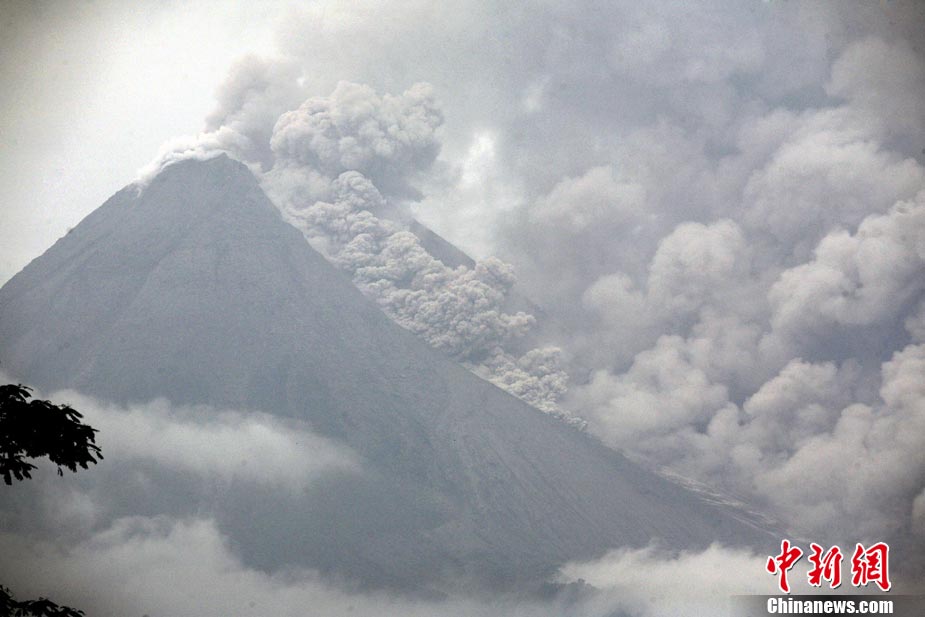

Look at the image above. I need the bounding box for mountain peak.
[0,157,777,590]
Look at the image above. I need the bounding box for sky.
[2,0,925,614]
[0,0,281,284]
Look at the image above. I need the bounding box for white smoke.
[133,128,252,190]
[133,55,303,189]
[269,155,536,363]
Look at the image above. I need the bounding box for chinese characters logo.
[766,540,890,593]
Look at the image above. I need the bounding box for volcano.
[0,154,774,590]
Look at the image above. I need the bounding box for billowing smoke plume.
[270,81,443,199]
[551,32,925,553]
[469,347,571,419]
[569,152,925,549]
[769,193,925,343]
[291,175,539,363]
[259,82,572,418]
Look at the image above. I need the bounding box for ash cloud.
[769,192,925,343]
[270,80,443,200]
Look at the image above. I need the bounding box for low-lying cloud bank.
[57,389,361,491]
[0,380,817,617]
[0,517,852,617]
[0,374,363,537]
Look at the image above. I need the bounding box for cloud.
[0,378,361,494]
[63,391,361,491]
[739,359,851,458]
[578,272,656,367]
[0,516,855,617]
[605,6,765,87]
[574,219,763,372]
[913,489,925,538]
[567,190,925,549]
[576,339,925,550]
[574,334,733,459]
[479,15,925,565]
[2,516,502,617]
[3,369,920,614]
[647,219,751,318]
[827,37,925,140]
[558,544,818,617]
[905,299,925,343]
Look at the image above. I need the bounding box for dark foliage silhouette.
[0,586,85,617]
[1,383,101,616]
[0,383,102,485]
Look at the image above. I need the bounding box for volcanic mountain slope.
[0,155,775,590]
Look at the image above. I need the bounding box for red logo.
[850,542,891,591]
[807,543,843,588]
[766,540,891,593]
[766,539,803,593]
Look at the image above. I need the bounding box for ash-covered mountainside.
[0,155,776,590]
